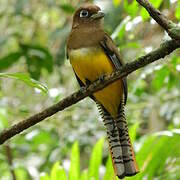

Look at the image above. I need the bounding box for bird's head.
[72,4,105,29]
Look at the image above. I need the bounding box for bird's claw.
[80,86,86,92]
[98,74,106,82]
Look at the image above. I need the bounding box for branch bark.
[136,0,180,41]
[0,39,180,145]
[5,144,16,180]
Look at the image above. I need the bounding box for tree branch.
[5,144,16,180]
[136,0,180,41]
[0,39,179,145]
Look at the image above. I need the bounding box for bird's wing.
[74,71,85,87]
[100,33,128,104]
[99,34,139,178]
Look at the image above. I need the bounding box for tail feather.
[102,109,125,178]
[97,103,125,178]
[97,101,139,179]
[116,100,139,177]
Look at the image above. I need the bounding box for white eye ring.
[80,10,89,18]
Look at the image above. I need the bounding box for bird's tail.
[98,101,139,179]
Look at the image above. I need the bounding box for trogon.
[67,4,139,179]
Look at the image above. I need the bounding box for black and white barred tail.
[97,100,139,179]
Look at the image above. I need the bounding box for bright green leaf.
[152,66,170,91]
[0,73,48,94]
[140,8,149,21]
[50,162,67,180]
[175,1,180,20]
[140,0,163,20]
[120,42,141,50]
[0,108,9,131]
[150,0,163,8]
[80,170,88,180]
[15,167,30,180]
[27,130,52,149]
[175,4,180,20]
[69,142,80,180]
[113,0,121,7]
[136,135,156,167]
[131,130,180,179]
[145,131,180,179]
[124,1,139,17]
[40,173,50,180]
[129,121,140,143]
[103,155,114,180]
[89,138,104,180]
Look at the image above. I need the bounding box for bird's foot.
[98,74,106,82]
[80,86,86,92]
[85,78,91,86]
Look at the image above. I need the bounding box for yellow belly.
[69,47,123,117]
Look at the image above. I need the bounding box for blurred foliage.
[40,129,180,180]
[0,0,180,179]
[0,72,48,94]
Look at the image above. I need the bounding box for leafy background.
[0,0,180,179]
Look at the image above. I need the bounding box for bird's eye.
[80,10,89,18]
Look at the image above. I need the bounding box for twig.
[136,0,180,41]
[5,144,16,180]
[0,39,179,145]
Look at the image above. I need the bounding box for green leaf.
[113,0,121,7]
[26,130,52,149]
[136,135,156,168]
[60,4,75,14]
[20,43,53,79]
[0,51,22,71]
[130,135,156,180]
[50,162,67,180]
[124,1,139,17]
[15,167,30,180]
[175,1,180,20]
[40,173,50,180]
[69,142,80,180]
[144,131,180,179]
[152,66,170,91]
[140,8,149,21]
[167,73,177,90]
[80,170,88,180]
[103,155,114,180]
[150,0,163,8]
[111,16,130,40]
[0,108,9,131]
[129,121,140,143]
[150,131,179,178]
[89,138,104,180]
[0,73,48,94]
[131,130,180,179]
[140,0,163,20]
[120,42,140,50]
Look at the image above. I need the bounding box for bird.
[67,4,139,179]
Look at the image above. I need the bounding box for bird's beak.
[91,11,105,20]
